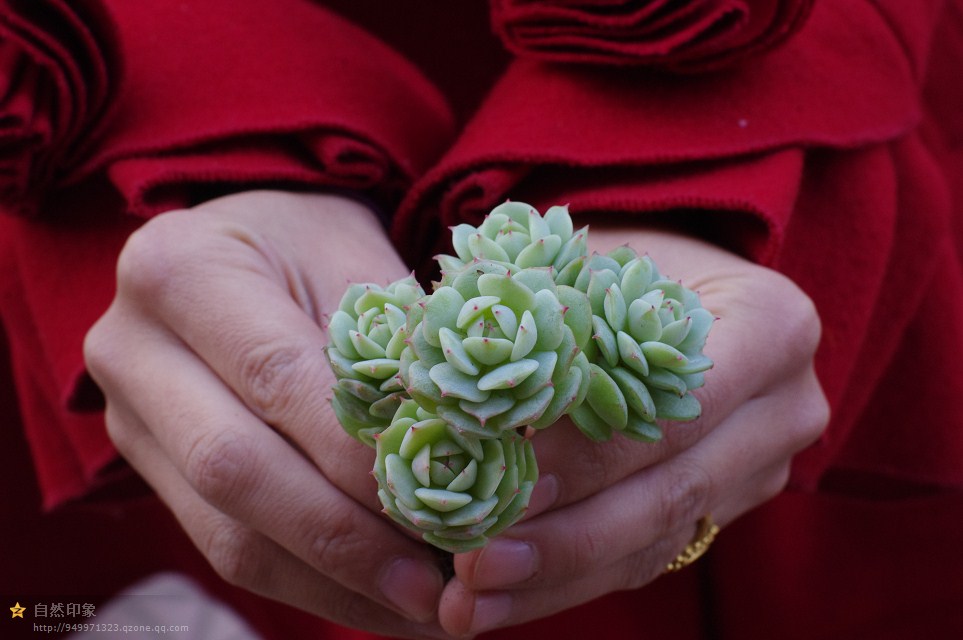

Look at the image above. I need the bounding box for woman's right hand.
[84,190,449,639]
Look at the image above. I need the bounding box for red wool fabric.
[489,0,814,71]
[0,0,120,215]
[2,0,962,639]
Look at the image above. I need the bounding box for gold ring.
[665,515,720,573]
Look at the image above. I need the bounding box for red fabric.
[490,0,814,71]
[2,0,455,220]
[394,0,963,492]
[395,0,919,264]
[77,0,455,218]
[710,491,963,639]
[0,0,456,507]
[0,0,119,214]
[2,0,963,638]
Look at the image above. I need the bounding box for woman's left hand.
[436,226,830,636]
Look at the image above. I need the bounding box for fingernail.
[379,558,442,623]
[474,539,537,588]
[525,473,559,517]
[470,592,513,634]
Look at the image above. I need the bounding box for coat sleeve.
[395,0,962,491]
[0,0,455,509]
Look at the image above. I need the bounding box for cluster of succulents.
[325,202,714,552]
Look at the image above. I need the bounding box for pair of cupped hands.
[84,191,828,639]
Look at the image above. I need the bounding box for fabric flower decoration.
[0,0,120,214]
[489,0,814,72]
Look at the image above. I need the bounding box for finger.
[528,281,820,518]
[112,201,409,483]
[439,458,800,636]
[438,529,691,637]
[525,415,708,519]
[104,404,449,637]
[90,319,446,623]
[455,367,826,592]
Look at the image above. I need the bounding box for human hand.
[437,225,830,636]
[84,191,449,639]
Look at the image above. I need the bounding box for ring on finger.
[665,515,720,573]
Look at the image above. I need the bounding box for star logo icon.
[10,602,25,619]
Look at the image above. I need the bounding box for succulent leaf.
[586,364,628,430]
[513,267,557,295]
[544,204,574,239]
[569,400,614,442]
[516,234,562,268]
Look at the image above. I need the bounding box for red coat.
[2,1,962,638]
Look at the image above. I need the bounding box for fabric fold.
[74,0,455,219]
[0,0,120,215]
[0,0,457,509]
[395,0,940,489]
[396,0,918,266]
[0,206,142,508]
[489,0,814,71]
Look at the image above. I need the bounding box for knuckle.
[784,295,822,359]
[760,464,792,503]
[614,558,649,592]
[767,273,823,361]
[203,519,263,588]
[617,536,681,591]
[115,212,194,299]
[306,507,366,575]
[808,386,831,434]
[801,395,830,447]
[565,443,613,500]
[235,341,318,423]
[184,429,259,507]
[659,412,712,456]
[82,316,115,382]
[566,520,607,575]
[685,387,723,433]
[315,586,379,631]
[654,459,712,538]
[102,405,134,455]
[787,374,831,452]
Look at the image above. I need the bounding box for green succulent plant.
[568,248,715,442]
[373,400,538,553]
[324,202,714,552]
[325,276,426,446]
[436,200,588,283]
[401,266,592,437]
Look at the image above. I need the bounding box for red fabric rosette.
[490,0,814,71]
[0,0,119,214]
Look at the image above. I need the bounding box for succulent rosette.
[567,248,715,442]
[401,264,592,437]
[325,276,426,446]
[436,201,589,285]
[373,400,538,553]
